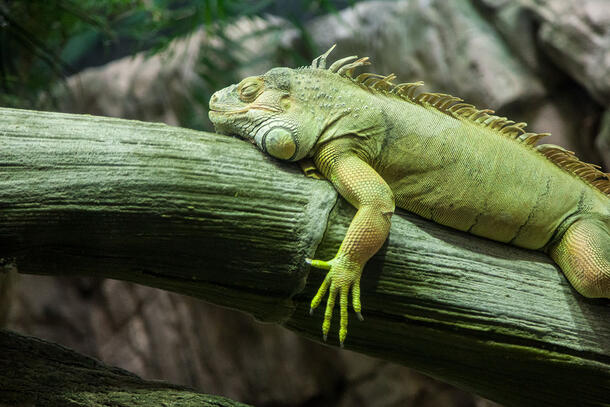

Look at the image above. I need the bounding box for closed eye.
[238,78,263,102]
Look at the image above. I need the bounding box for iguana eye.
[238,78,262,102]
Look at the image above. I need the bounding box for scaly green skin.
[209,46,610,345]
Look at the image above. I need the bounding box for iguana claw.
[307,255,363,346]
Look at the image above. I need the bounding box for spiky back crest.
[308,45,610,197]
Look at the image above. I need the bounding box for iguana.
[208,45,610,346]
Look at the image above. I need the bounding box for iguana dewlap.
[208,45,610,346]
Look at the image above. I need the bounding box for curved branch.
[1,107,609,407]
[0,329,250,406]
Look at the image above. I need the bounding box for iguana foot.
[306,255,363,346]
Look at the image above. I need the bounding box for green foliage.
[0,0,360,111]
[1,0,128,107]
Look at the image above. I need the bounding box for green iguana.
[208,45,610,346]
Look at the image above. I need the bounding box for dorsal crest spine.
[309,45,610,196]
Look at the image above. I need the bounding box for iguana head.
[208,45,375,162]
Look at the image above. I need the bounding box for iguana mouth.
[208,107,245,114]
[209,105,280,115]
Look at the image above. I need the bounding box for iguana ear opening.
[259,126,298,161]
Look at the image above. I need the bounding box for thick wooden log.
[0,107,336,323]
[0,329,250,406]
[1,107,609,407]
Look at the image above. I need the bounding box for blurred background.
[1,0,609,406]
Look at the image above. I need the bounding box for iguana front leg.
[308,141,395,345]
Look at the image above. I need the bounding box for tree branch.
[0,329,250,406]
[1,107,609,406]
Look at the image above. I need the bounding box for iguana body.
[209,46,610,345]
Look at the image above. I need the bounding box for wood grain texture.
[289,200,610,407]
[0,329,251,406]
[1,107,609,406]
[0,107,336,323]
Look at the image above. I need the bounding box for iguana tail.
[550,217,610,298]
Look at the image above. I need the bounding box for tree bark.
[1,107,609,407]
[0,329,250,406]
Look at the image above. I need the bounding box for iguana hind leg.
[550,217,610,299]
